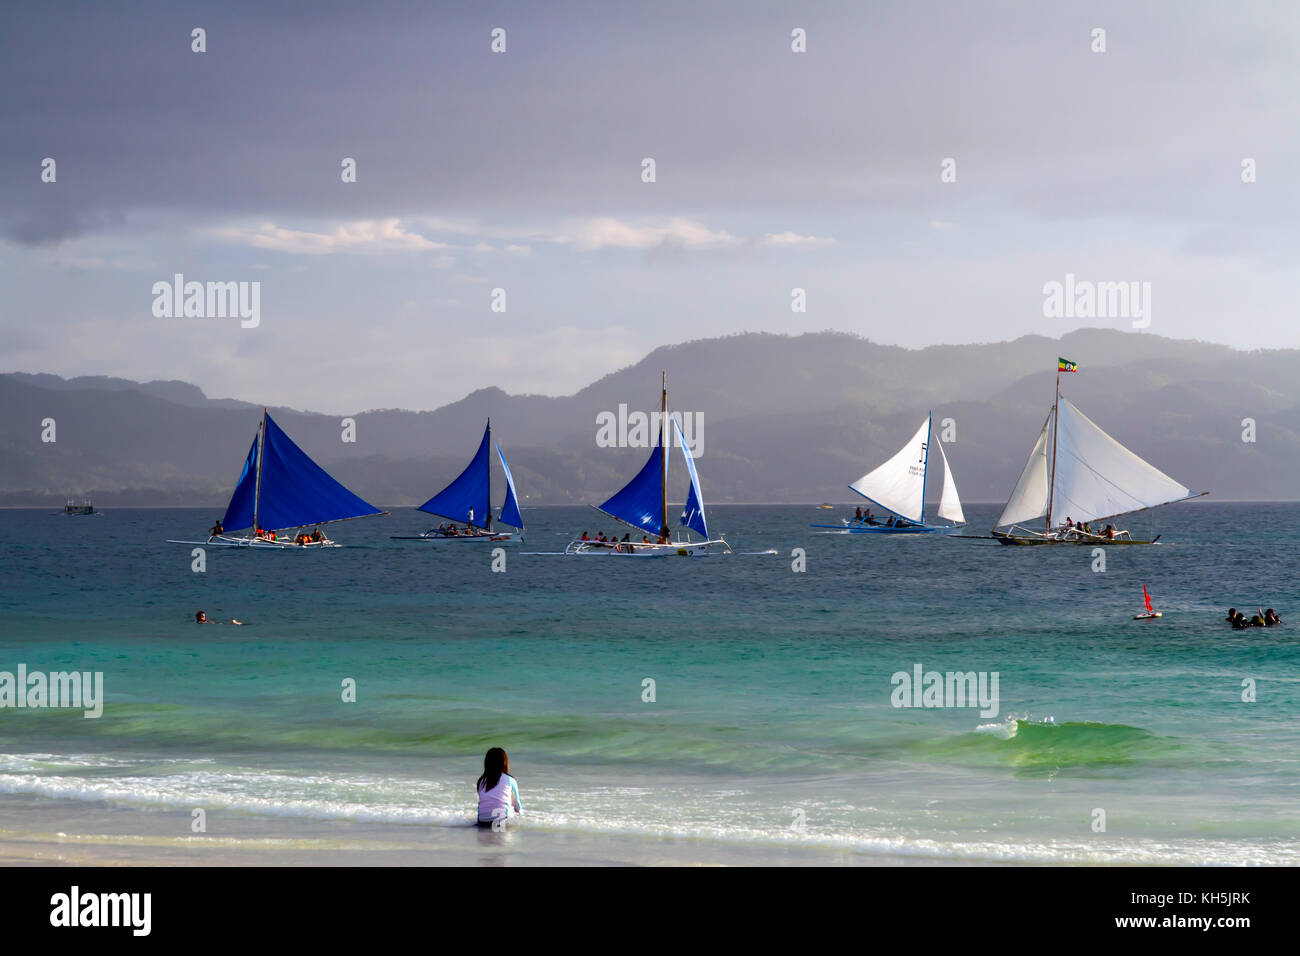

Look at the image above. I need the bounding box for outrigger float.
[990,360,1207,546]
[530,374,739,557]
[811,412,965,535]
[392,419,524,542]
[168,409,386,548]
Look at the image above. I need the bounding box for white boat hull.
[167,535,340,549]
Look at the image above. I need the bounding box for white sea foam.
[1,752,1296,866]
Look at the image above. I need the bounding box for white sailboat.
[992,361,1207,545]
[811,412,965,534]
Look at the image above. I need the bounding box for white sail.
[936,440,965,525]
[1049,398,1191,526]
[995,410,1052,528]
[850,416,930,523]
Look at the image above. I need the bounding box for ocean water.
[1,503,1297,865]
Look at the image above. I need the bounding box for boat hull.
[992,531,1157,546]
[167,536,341,549]
[391,532,512,541]
[810,522,952,535]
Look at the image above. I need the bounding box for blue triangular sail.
[496,444,524,530]
[673,416,708,539]
[221,433,259,531]
[418,422,492,526]
[252,413,383,531]
[597,442,666,533]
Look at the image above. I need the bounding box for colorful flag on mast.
[1058,357,1079,373]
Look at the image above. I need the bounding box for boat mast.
[659,371,670,540]
[485,418,493,532]
[1046,369,1060,532]
[252,407,267,533]
[921,411,931,525]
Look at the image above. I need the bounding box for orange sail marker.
[1134,585,1162,620]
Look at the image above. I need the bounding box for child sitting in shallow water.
[476,747,522,827]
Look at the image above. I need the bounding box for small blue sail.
[674,416,708,540]
[496,443,524,529]
[253,413,384,531]
[597,441,666,532]
[221,433,259,531]
[418,422,492,526]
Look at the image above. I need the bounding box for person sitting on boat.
[209,519,224,539]
[1265,608,1282,626]
[863,508,878,525]
[312,528,322,542]
[885,516,896,527]
[1104,525,1116,540]
[657,533,668,544]
[854,506,863,522]
[641,535,650,543]
[580,531,590,541]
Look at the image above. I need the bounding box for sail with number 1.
[992,359,1207,545]
[169,409,387,548]
[393,419,525,541]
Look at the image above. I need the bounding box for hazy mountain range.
[2,328,1295,510]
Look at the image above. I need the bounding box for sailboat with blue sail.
[392,419,524,541]
[168,409,386,548]
[560,374,729,556]
[811,412,965,534]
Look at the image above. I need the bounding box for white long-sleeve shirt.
[477,773,523,824]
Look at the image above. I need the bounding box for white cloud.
[554,217,739,251]
[213,218,447,255]
[759,231,836,247]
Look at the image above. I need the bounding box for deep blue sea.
[1,502,1297,863]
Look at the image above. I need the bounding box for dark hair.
[477,747,509,793]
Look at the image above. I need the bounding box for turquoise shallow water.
[1,503,1297,863]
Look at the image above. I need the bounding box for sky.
[2,0,1298,413]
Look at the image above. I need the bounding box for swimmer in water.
[475,746,522,828]
[196,610,243,625]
